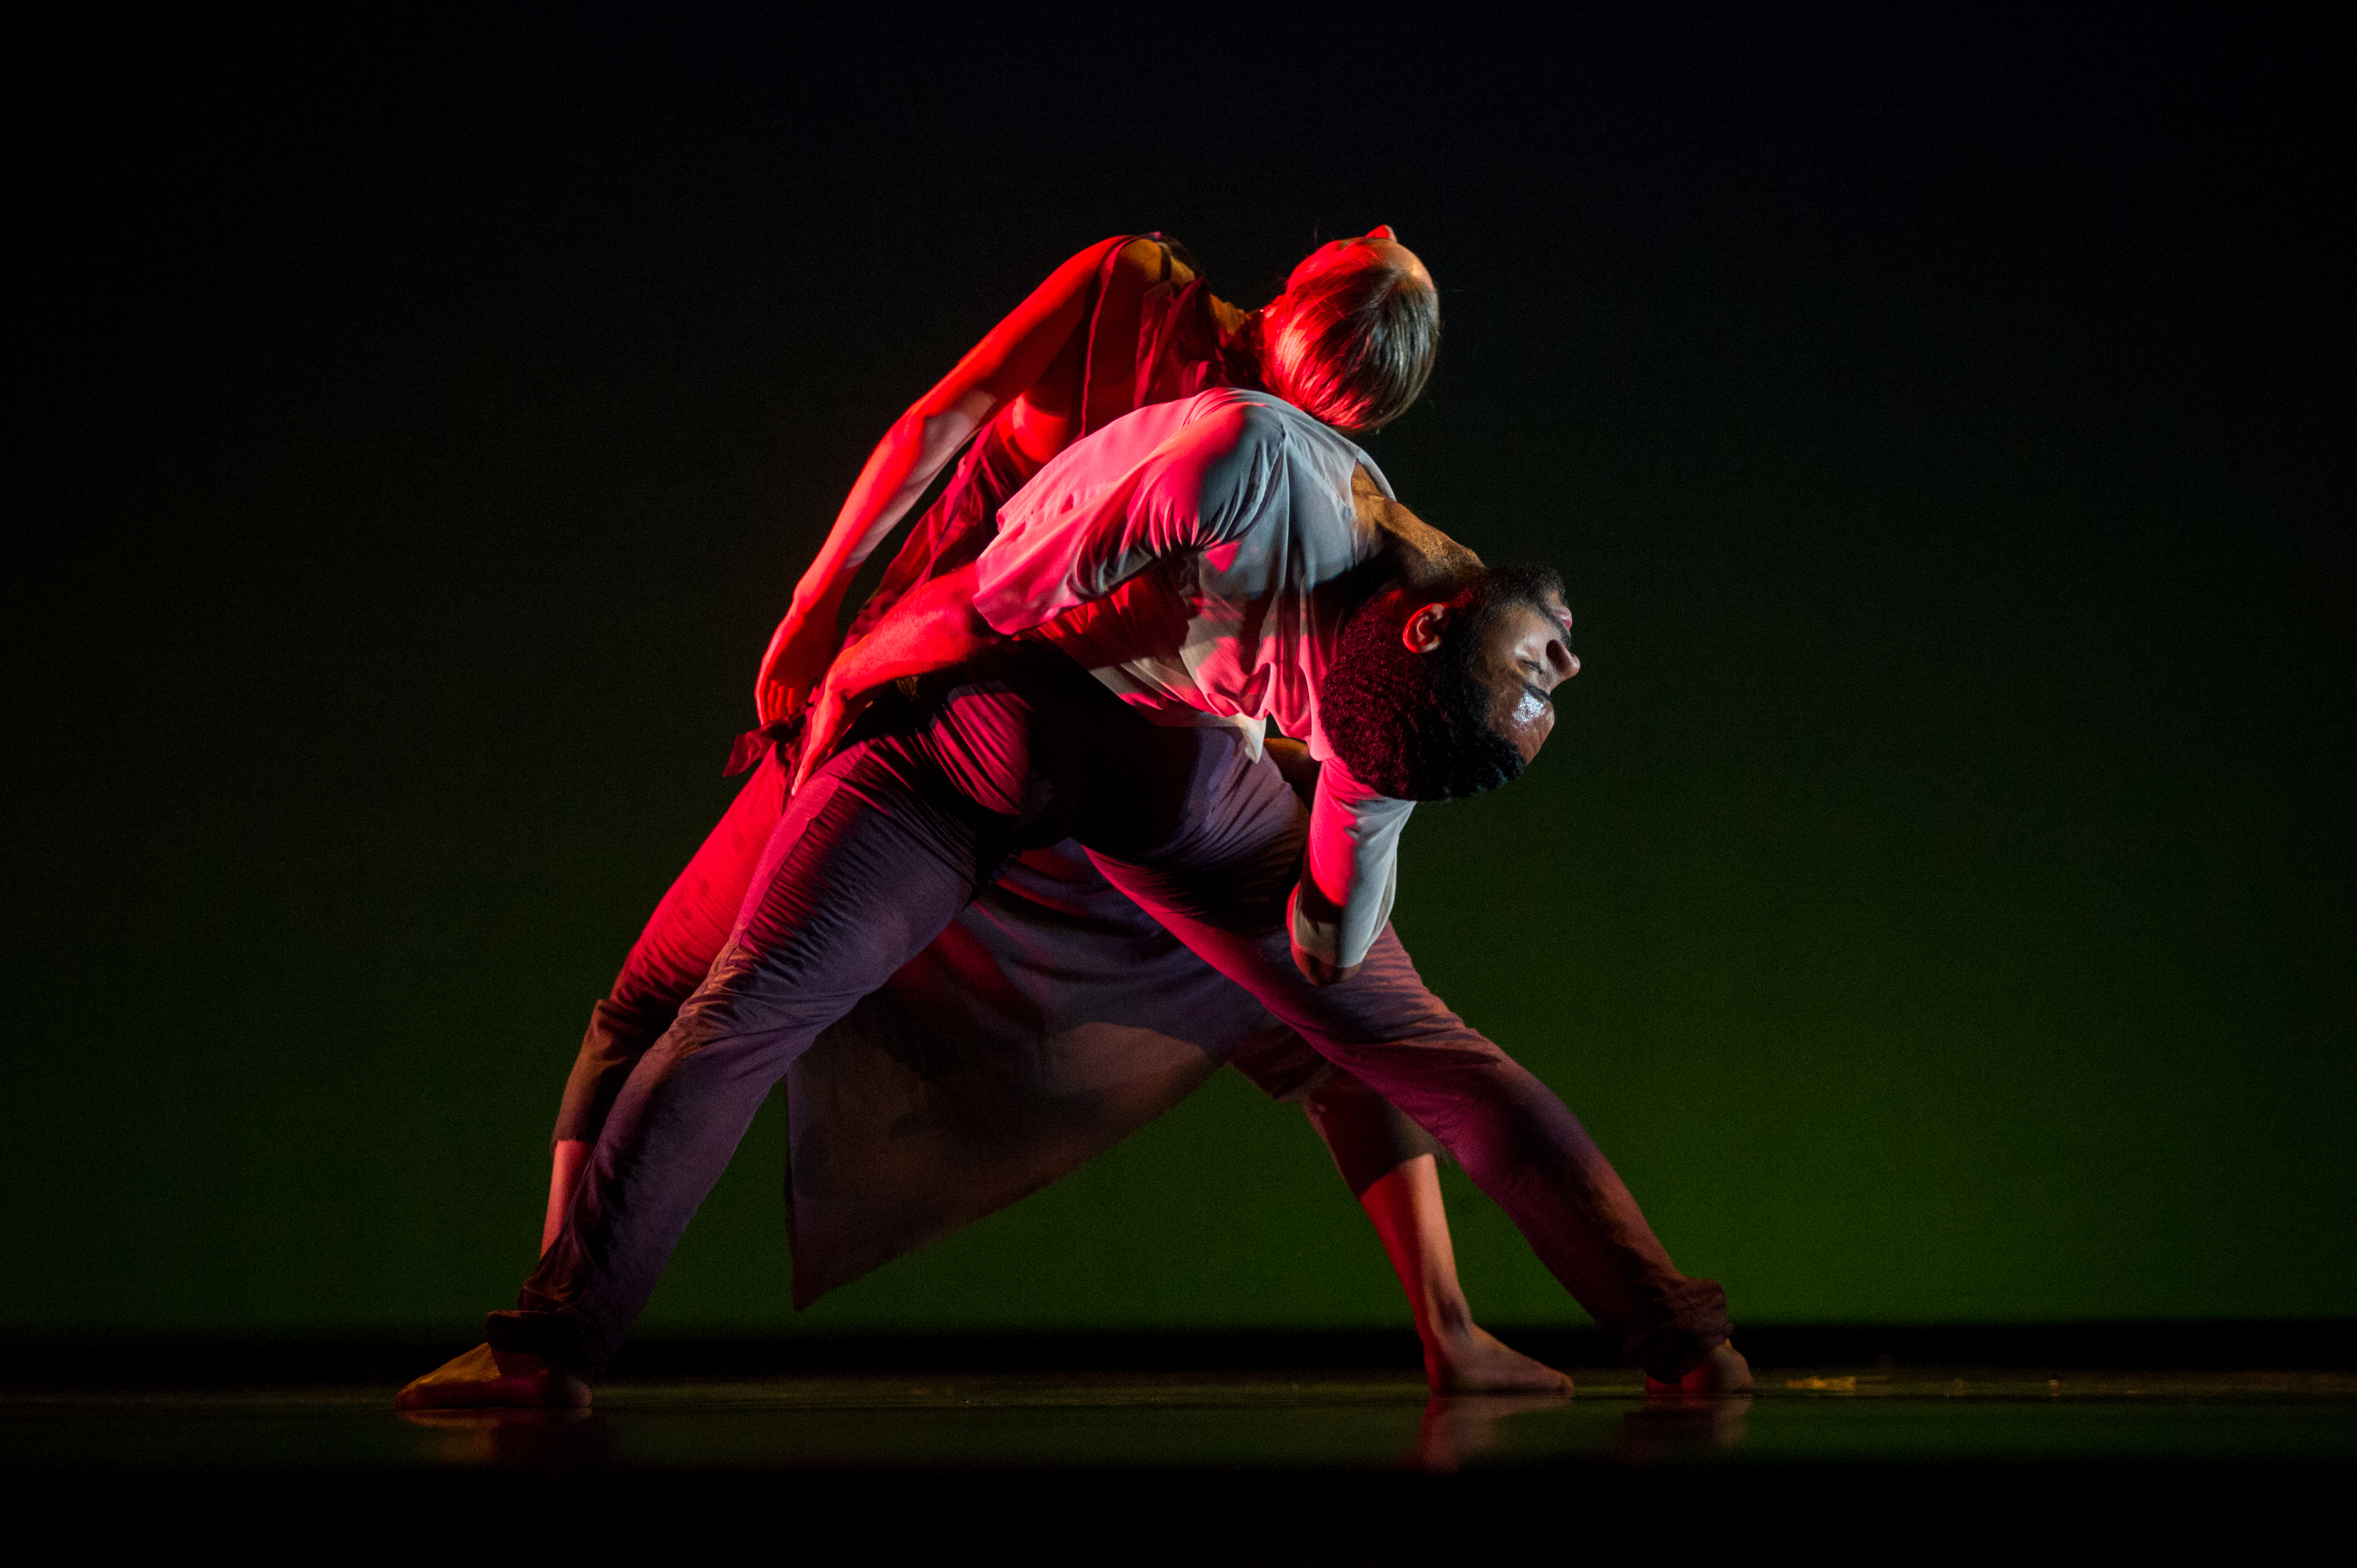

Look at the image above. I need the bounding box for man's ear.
[1401,602,1450,654]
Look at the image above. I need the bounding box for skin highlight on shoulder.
[1351,465,1481,582]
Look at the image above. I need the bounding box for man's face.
[1473,595,1578,762]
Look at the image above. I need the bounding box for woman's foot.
[1644,1340,1753,1399]
[1424,1323,1575,1394]
[394,1343,593,1411]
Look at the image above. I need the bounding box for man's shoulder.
[1077,386,1354,455]
[1183,386,1319,430]
[1068,390,1310,483]
[1008,389,1367,529]
[1175,390,1372,474]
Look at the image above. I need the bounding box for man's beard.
[1318,576,1539,802]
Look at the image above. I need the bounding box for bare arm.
[754,236,1144,723]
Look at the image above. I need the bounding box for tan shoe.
[394,1342,593,1411]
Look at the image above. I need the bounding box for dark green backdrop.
[9,7,2348,1334]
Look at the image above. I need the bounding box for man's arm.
[790,562,1000,793]
[792,396,1279,790]
[1289,759,1413,985]
[1264,737,1365,986]
[967,397,1271,633]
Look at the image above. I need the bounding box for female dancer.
[524,229,1568,1399]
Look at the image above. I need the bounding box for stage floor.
[10,1366,2356,1472]
[5,1361,2351,1555]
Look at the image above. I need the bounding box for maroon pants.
[495,644,1727,1376]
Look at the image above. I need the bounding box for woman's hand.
[754,596,845,724]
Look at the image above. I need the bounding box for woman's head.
[1259,226,1440,435]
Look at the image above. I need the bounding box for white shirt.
[973,389,1414,971]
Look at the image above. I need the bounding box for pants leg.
[554,751,791,1144]
[1079,723,1728,1379]
[490,737,1015,1375]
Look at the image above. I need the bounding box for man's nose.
[1548,638,1579,683]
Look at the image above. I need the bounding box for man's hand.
[1286,883,1362,986]
[790,647,882,795]
[754,592,846,725]
[1291,942,1362,987]
[788,562,1001,795]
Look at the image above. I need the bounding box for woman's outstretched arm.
[754,235,1143,723]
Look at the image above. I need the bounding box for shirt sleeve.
[971,400,1285,634]
[1290,755,1415,972]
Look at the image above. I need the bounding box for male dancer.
[401,386,1748,1409]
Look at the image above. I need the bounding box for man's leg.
[531,752,795,1254]
[402,744,1008,1406]
[1080,727,1733,1383]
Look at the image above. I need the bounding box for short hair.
[1261,251,1440,435]
[1318,564,1566,801]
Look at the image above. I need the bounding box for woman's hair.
[1260,249,1440,435]
[1318,564,1565,801]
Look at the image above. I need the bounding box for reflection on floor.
[6,1347,2351,1555]
[13,1369,2357,1473]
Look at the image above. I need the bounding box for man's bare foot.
[1644,1340,1752,1399]
[1425,1323,1575,1394]
[394,1343,592,1411]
